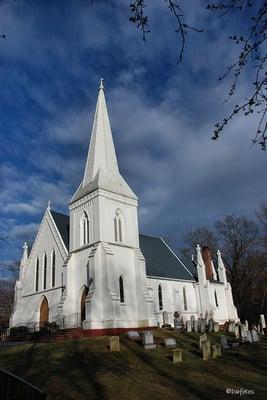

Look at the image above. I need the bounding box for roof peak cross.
[99,78,104,90]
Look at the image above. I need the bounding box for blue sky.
[0,0,266,278]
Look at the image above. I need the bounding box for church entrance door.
[81,286,89,325]
[40,296,49,328]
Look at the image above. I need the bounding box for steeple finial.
[99,78,104,90]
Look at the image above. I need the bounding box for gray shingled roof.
[139,234,195,281]
[50,211,69,250]
[50,211,195,281]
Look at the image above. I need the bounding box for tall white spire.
[83,79,120,187]
[71,80,136,203]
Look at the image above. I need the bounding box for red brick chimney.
[201,246,213,280]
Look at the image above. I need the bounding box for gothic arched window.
[158,284,163,311]
[114,210,123,242]
[43,253,47,290]
[119,276,124,303]
[214,290,219,307]
[51,249,56,288]
[81,211,90,246]
[183,286,187,311]
[35,257,39,292]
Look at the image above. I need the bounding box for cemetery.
[0,314,266,400]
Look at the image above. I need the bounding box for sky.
[0,0,266,278]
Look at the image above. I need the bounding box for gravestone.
[142,331,156,350]
[163,311,169,326]
[214,322,219,332]
[174,312,183,331]
[200,319,206,333]
[228,321,235,333]
[260,314,266,334]
[126,331,140,341]
[199,333,207,350]
[208,319,214,333]
[173,348,183,363]
[211,343,222,358]
[220,335,229,349]
[109,336,120,352]
[190,315,195,329]
[246,330,253,343]
[205,311,209,327]
[245,320,249,330]
[229,342,239,348]
[186,320,192,332]
[202,340,211,360]
[193,320,198,332]
[240,324,247,342]
[251,329,259,343]
[164,337,177,348]
[234,325,240,339]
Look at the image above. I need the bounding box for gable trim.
[160,238,194,278]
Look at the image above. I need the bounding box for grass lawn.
[0,329,266,400]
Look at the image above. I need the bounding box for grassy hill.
[0,329,266,400]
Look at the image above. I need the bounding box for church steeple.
[71,80,136,203]
[83,79,120,186]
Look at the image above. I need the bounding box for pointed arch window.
[35,257,39,292]
[81,211,90,246]
[51,250,56,288]
[183,286,187,311]
[43,253,47,290]
[114,211,123,242]
[119,276,124,303]
[158,284,163,311]
[214,290,219,307]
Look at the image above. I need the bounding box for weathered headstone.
[193,320,198,332]
[190,315,195,329]
[164,337,177,348]
[220,335,229,349]
[174,312,183,331]
[200,319,206,333]
[109,336,120,352]
[240,324,247,342]
[245,320,249,330]
[173,348,183,363]
[234,325,240,339]
[199,333,207,350]
[228,321,235,333]
[142,331,156,350]
[229,342,239,348]
[246,330,253,343]
[211,343,222,358]
[251,329,259,343]
[208,319,214,333]
[202,340,211,360]
[186,320,192,332]
[214,322,219,332]
[260,314,266,333]
[205,311,209,327]
[126,331,140,341]
[163,311,169,326]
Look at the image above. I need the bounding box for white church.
[10,80,238,333]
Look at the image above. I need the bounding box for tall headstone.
[245,320,249,330]
[186,320,192,332]
[208,319,214,333]
[200,319,206,333]
[193,320,198,332]
[163,311,168,326]
[109,336,120,352]
[251,329,259,343]
[174,312,183,331]
[214,322,219,332]
[205,311,209,327]
[202,340,211,360]
[260,314,266,334]
[190,315,195,329]
[240,324,247,342]
[246,330,253,343]
[199,333,207,350]
[234,325,240,339]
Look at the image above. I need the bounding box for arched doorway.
[80,286,89,325]
[40,296,49,328]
